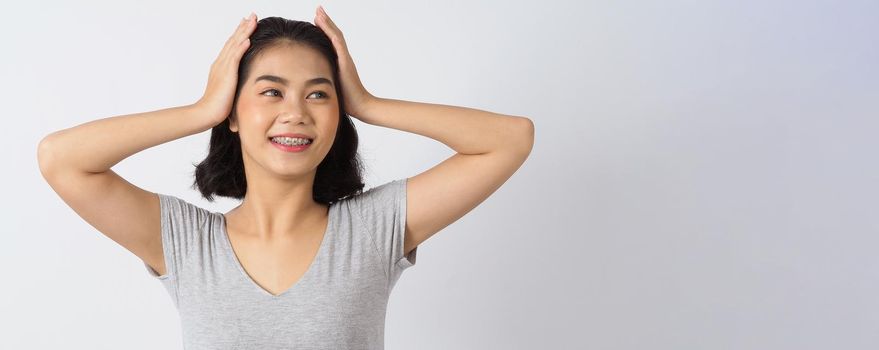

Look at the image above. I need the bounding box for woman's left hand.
[314,6,375,120]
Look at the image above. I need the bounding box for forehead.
[249,43,332,82]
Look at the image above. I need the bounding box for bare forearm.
[358,97,532,155]
[38,104,214,174]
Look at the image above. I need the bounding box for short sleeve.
[143,193,211,305]
[349,178,417,291]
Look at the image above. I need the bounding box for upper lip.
[269,133,314,140]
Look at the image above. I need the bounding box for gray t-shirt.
[143,178,417,349]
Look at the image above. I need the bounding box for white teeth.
[271,137,312,146]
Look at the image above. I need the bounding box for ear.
[229,114,238,133]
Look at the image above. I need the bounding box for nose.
[278,101,309,124]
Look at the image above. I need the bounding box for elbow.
[37,134,59,178]
[514,117,534,157]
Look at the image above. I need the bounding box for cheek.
[235,95,271,120]
[325,119,340,143]
[235,104,259,122]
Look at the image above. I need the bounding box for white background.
[3,0,878,349]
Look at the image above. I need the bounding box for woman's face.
[230,43,340,180]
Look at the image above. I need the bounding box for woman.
[37,6,533,349]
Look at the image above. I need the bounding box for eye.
[260,89,328,99]
[308,91,328,99]
[261,89,282,97]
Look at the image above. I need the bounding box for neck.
[225,168,328,241]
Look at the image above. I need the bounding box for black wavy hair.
[191,16,366,205]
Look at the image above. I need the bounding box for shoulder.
[341,178,406,209]
[155,193,215,228]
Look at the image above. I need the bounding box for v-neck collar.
[218,205,334,298]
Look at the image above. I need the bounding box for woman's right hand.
[194,12,258,127]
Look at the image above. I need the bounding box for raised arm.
[364,99,533,256]
[37,104,216,276]
[37,12,259,276]
[39,104,212,174]
[314,7,534,257]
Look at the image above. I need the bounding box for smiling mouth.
[268,137,314,146]
[269,140,313,153]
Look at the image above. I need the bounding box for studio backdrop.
[3,0,877,349]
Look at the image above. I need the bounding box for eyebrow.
[253,74,334,88]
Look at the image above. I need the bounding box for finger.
[323,10,341,34]
[221,18,249,54]
[314,7,327,29]
[316,12,347,52]
[235,14,257,42]
[222,14,257,58]
[315,6,339,33]
[235,37,251,57]
[229,16,251,42]
[226,14,256,47]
